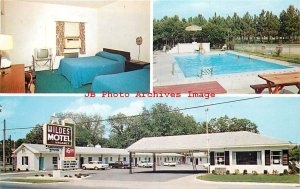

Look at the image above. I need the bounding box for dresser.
[0,64,25,93]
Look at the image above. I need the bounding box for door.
[80,157,84,168]
[39,157,44,170]
[104,157,109,164]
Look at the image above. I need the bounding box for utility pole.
[205,109,210,174]
[3,119,6,172]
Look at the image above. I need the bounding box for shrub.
[283,169,289,175]
[272,170,278,175]
[9,168,12,171]
[275,46,283,56]
[48,174,53,177]
[252,171,258,175]
[279,173,284,176]
[64,175,68,177]
[26,168,29,171]
[76,175,81,178]
[289,161,299,174]
[235,169,240,175]
[264,170,268,175]
[243,169,247,175]
[35,174,39,177]
[212,170,216,175]
[226,170,230,175]
[69,175,72,178]
[41,174,44,177]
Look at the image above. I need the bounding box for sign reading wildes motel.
[43,124,74,147]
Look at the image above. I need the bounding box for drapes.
[79,22,86,54]
[56,21,65,56]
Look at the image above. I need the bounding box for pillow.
[95,51,126,63]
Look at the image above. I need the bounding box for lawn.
[1,178,68,184]
[197,174,300,183]
[234,49,300,64]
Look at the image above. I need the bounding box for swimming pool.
[174,53,291,78]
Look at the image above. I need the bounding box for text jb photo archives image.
[0,0,299,189]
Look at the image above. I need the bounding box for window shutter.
[225,151,230,165]
[265,150,271,166]
[210,151,215,165]
[22,157,24,165]
[282,150,289,166]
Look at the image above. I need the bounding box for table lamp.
[0,34,13,75]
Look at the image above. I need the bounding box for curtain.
[56,21,65,56]
[79,22,86,54]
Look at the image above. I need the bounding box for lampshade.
[0,34,13,50]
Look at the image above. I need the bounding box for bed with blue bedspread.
[57,50,128,88]
[91,66,150,93]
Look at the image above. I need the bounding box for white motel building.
[14,131,293,174]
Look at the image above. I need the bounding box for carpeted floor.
[35,70,91,93]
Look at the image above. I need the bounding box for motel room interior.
[0,0,150,93]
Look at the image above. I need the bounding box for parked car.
[109,161,129,169]
[82,161,109,170]
[137,160,153,168]
[162,162,176,166]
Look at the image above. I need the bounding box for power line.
[3,97,261,131]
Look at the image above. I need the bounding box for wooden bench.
[250,83,300,94]
[154,81,227,94]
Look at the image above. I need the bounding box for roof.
[14,144,128,155]
[13,144,184,157]
[127,131,293,153]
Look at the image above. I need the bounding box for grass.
[1,178,68,184]
[197,174,300,183]
[234,49,300,64]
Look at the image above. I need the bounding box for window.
[165,158,167,162]
[88,157,92,162]
[271,151,282,164]
[123,157,126,161]
[98,157,102,161]
[235,152,258,165]
[215,152,225,165]
[22,156,28,165]
[52,157,58,165]
[148,157,151,162]
[110,157,112,161]
[139,157,140,161]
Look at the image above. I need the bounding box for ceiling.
[18,0,118,8]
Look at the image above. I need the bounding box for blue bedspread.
[91,68,150,93]
[57,56,124,88]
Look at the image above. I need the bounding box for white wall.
[4,0,98,69]
[210,147,289,174]
[97,0,150,62]
[16,147,38,171]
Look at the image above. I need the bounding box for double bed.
[91,66,150,93]
[57,48,130,88]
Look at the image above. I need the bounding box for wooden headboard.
[103,48,131,61]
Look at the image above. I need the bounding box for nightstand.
[125,60,150,71]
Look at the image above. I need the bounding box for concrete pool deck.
[153,51,300,94]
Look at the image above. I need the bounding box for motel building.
[13,143,185,171]
[127,131,293,174]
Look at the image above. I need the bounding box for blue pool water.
[175,53,291,77]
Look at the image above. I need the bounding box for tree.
[199,115,259,134]
[24,124,43,144]
[289,145,300,161]
[57,112,106,146]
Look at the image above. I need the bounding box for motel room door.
[39,157,45,170]
[79,157,84,168]
[104,157,109,164]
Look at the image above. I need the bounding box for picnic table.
[256,72,300,94]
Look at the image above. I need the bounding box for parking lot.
[83,165,207,182]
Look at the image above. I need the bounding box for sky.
[153,0,299,19]
[0,96,299,144]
